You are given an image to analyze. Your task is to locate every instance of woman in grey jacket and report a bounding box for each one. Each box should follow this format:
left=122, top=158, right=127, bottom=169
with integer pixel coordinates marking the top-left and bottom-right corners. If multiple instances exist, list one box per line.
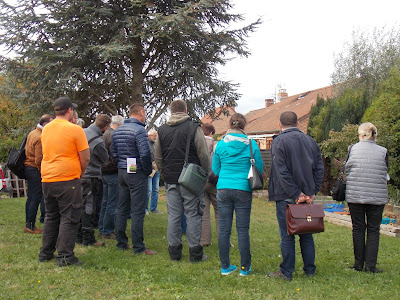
left=345, top=122, right=388, bottom=273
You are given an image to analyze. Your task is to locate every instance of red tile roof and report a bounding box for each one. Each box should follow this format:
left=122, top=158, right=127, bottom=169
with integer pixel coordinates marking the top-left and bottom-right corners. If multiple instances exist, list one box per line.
left=201, top=85, right=336, bottom=135
left=200, top=106, right=236, bottom=135
left=245, top=85, right=335, bottom=134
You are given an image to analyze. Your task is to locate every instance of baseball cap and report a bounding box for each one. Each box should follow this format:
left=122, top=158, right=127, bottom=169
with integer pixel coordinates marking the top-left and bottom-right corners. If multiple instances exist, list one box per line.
left=54, top=97, right=78, bottom=112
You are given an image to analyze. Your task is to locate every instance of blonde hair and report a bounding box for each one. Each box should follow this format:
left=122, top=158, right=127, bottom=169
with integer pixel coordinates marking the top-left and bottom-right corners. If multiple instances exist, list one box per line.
left=358, top=122, right=377, bottom=141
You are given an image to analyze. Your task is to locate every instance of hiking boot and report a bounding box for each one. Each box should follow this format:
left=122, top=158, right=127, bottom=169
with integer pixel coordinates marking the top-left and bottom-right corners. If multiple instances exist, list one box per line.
left=39, top=254, right=55, bottom=262
left=350, top=264, right=363, bottom=272
left=365, top=267, right=383, bottom=273
left=221, top=265, right=237, bottom=275
left=240, top=266, right=252, bottom=276
left=57, top=256, right=84, bottom=267
left=268, top=270, right=292, bottom=281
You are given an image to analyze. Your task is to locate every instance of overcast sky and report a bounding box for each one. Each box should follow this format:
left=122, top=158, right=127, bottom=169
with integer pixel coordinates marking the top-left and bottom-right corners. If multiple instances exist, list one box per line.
left=222, top=0, right=400, bottom=114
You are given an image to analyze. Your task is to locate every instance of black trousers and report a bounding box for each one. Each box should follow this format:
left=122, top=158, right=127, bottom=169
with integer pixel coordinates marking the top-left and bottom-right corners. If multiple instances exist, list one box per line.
left=39, top=179, right=82, bottom=261
left=77, top=178, right=102, bottom=245
left=348, top=203, right=385, bottom=270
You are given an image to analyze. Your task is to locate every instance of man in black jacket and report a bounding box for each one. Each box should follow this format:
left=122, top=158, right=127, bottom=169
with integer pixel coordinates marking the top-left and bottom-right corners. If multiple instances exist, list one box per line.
left=155, top=100, right=210, bottom=262
left=268, top=111, right=324, bottom=281
left=77, top=114, right=111, bottom=247
left=98, top=115, right=124, bottom=239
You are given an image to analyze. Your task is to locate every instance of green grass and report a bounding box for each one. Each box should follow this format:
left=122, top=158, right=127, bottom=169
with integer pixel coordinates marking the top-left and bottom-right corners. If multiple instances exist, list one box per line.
left=1, top=192, right=400, bottom=299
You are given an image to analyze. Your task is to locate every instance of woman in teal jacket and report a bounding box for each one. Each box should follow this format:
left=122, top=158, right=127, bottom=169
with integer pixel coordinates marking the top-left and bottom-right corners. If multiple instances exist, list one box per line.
left=212, top=113, right=263, bottom=276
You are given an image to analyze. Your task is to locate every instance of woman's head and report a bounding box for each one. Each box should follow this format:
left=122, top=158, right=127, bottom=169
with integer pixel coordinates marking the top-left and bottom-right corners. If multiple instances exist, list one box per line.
left=358, top=122, right=377, bottom=141
left=229, top=113, right=246, bottom=130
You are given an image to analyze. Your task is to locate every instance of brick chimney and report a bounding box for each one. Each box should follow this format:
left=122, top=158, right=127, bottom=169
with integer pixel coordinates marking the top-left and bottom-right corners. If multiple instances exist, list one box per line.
left=265, top=98, right=274, bottom=108
left=277, top=88, right=288, bottom=102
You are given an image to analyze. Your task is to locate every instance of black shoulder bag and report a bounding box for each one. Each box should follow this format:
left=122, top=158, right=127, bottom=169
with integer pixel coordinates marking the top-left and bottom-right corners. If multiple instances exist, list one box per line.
left=332, top=144, right=354, bottom=201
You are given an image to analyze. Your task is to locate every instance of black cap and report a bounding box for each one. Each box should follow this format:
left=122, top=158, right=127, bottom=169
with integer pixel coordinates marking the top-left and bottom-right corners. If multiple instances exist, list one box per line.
left=54, top=97, right=78, bottom=112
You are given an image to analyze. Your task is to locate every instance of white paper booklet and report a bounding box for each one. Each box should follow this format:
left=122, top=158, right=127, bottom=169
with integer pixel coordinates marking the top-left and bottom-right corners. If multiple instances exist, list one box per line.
left=127, top=157, right=137, bottom=173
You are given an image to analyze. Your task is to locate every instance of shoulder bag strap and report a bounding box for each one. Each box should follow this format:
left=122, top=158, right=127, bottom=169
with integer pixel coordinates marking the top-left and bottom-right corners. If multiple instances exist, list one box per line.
left=249, top=139, right=255, bottom=166
left=340, top=144, right=354, bottom=174
left=184, top=121, right=197, bottom=164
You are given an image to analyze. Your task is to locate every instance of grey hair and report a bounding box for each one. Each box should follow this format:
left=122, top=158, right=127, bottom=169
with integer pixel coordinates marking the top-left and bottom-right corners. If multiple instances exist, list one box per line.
left=111, top=115, right=124, bottom=126
left=76, top=118, right=85, bottom=127
left=148, top=129, right=157, bottom=135
left=358, top=122, right=377, bottom=141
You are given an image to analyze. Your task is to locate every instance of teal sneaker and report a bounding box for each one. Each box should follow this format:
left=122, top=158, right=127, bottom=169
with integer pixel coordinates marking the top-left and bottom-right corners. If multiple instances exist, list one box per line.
left=240, top=266, right=252, bottom=276
left=221, top=265, right=237, bottom=275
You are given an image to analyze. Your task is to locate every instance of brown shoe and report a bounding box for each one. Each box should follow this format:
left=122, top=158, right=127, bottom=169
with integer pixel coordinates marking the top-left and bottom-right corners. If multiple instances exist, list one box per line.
left=24, top=227, right=34, bottom=234
left=24, top=227, right=42, bottom=234
left=103, top=233, right=116, bottom=240
left=33, top=227, right=43, bottom=234
left=117, top=244, right=131, bottom=250
left=135, top=248, right=157, bottom=255
left=83, top=241, right=105, bottom=247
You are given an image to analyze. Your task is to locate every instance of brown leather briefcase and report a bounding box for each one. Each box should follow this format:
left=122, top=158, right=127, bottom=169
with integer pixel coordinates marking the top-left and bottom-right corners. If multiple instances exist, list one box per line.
left=286, top=204, right=325, bottom=235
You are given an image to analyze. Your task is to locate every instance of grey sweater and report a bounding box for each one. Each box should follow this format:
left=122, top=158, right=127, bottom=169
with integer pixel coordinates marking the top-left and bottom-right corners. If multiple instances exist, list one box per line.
left=345, top=140, right=388, bottom=205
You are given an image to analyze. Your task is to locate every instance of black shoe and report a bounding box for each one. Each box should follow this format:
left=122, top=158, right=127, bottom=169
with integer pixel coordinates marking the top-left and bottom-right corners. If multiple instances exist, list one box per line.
left=268, top=270, right=292, bottom=281
left=365, top=267, right=383, bottom=273
left=57, top=256, right=84, bottom=267
left=350, top=265, right=363, bottom=272
left=190, top=254, right=208, bottom=263
left=39, top=254, right=55, bottom=262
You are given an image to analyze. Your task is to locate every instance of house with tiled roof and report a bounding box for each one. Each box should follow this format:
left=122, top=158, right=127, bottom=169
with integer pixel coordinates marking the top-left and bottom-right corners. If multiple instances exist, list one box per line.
left=200, top=106, right=236, bottom=134
left=202, top=85, right=334, bottom=137
left=201, top=85, right=336, bottom=175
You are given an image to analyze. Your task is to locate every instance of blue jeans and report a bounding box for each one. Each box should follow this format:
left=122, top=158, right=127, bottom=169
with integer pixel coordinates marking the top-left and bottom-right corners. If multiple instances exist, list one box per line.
left=146, top=171, right=160, bottom=211
left=25, top=166, right=44, bottom=229
left=98, top=173, right=119, bottom=235
left=217, top=189, right=252, bottom=271
left=276, top=199, right=316, bottom=278
left=115, top=169, right=147, bottom=254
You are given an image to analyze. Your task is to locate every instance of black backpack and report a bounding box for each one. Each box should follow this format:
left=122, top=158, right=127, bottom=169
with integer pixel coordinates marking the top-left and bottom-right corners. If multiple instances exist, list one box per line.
left=6, top=137, right=27, bottom=179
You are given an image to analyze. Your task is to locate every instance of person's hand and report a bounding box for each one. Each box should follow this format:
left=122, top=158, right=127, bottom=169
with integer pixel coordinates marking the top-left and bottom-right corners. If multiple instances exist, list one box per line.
left=296, top=193, right=309, bottom=204
left=306, top=194, right=315, bottom=204
left=296, top=193, right=315, bottom=204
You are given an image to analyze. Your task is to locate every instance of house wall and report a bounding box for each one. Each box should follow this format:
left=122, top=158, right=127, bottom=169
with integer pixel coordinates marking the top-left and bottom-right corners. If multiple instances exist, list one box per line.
left=298, top=116, right=310, bottom=133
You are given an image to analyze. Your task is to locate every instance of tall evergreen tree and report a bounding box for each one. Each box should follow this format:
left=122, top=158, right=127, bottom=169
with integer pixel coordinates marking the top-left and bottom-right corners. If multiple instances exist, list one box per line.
left=363, top=66, right=400, bottom=197
left=0, top=0, right=260, bottom=127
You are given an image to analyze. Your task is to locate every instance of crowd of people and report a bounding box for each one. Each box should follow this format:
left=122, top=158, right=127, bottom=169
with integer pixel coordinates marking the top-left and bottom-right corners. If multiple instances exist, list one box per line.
left=22, top=96, right=388, bottom=278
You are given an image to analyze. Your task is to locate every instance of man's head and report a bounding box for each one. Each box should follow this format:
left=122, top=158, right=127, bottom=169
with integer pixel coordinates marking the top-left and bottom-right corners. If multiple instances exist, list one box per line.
left=54, top=97, right=77, bottom=119
left=148, top=129, right=157, bottom=142
left=279, top=111, right=298, bottom=129
left=129, top=103, right=146, bottom=123
left=39, top=114, right=53, bottom=127
left=202, top=123, right=215, bottom=136
left=111, top=115, right=124, bottom=129
left=170, top=100, right=187, bottom=114
left=95, top=114, right=112, bottom=133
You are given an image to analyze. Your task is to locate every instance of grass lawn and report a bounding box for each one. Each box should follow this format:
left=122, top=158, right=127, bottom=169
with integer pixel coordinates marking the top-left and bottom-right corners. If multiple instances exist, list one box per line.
left=1, top=192, right=399, bottom=299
